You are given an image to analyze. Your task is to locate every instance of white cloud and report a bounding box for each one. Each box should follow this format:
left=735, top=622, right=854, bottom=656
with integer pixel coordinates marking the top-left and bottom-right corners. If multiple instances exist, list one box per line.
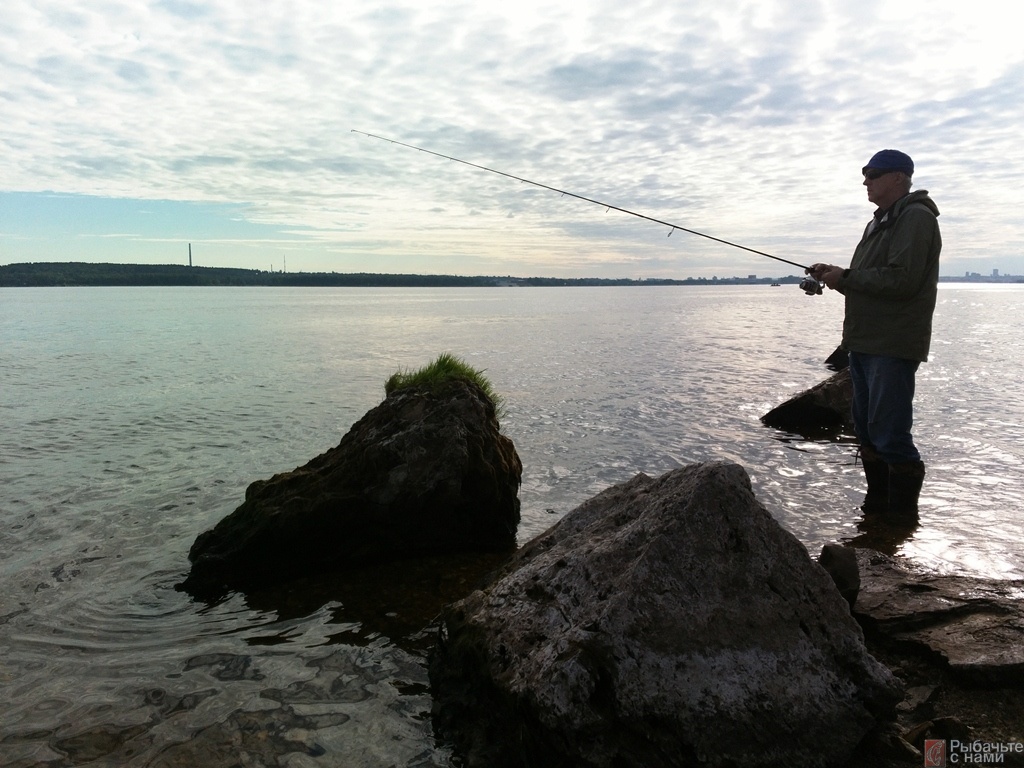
left=2, top=0, right=1023, bottom=276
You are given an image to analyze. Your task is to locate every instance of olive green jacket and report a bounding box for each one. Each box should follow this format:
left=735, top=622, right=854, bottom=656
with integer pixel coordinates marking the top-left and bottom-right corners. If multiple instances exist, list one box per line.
left=835, top=190, right=941, bottom=362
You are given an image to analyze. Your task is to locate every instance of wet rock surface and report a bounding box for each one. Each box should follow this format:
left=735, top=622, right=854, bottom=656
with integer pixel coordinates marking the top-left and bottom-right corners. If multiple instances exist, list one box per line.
left=812, top=546, right=1024, bottom=766
left=430, top=462, right=902, bottom=768
left=852, top=550, right=1024, bottom=686
left=179, top=380, right=521, bottom=598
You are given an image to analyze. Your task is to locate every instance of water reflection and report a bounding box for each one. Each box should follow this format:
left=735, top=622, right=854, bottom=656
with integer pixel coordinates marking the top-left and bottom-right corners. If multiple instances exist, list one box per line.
left=239, top=550, right=512, bottom=654
left=845, top=515, right=919, bottom=556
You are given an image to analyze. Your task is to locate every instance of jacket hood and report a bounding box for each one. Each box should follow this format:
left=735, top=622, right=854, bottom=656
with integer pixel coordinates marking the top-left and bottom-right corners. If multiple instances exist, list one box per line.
left=894, top=189, right=939, bottom=218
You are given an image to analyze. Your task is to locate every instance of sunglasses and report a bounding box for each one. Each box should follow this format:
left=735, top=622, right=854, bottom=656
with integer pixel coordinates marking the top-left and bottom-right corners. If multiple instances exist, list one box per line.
left=863, top=168, right=899, bottom=180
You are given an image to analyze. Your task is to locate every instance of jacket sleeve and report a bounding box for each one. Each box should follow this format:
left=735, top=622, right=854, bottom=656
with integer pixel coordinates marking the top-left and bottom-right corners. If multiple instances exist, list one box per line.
left=838, top=207, right=940, bottom=298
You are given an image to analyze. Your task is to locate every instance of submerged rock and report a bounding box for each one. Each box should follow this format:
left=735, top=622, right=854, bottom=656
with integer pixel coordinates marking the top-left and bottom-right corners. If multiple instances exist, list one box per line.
left=761, top=368, right=853, bottom=435
left=179, top=379, right=521, bottom=597
left=430, top=461, right=902, bottom=768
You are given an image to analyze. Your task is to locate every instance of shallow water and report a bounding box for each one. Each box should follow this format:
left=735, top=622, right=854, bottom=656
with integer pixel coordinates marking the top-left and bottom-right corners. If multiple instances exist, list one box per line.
left=2, top=284, right=1022, bottom=766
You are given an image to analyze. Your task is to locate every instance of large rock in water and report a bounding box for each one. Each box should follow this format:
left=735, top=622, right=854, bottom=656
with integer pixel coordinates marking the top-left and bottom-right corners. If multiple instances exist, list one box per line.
left=761, top=368, right=853, bottom=435
left=430, top=462, right=902, bottom=768
left=179, top=380, right=521, bottom=597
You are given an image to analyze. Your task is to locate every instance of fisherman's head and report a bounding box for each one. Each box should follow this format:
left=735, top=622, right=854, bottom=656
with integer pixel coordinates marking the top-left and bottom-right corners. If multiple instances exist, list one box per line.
left=862, top=149, right=913, bottom=207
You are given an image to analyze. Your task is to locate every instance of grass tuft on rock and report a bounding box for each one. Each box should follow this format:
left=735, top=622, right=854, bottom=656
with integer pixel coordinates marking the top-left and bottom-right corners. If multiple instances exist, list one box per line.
left=385, top=353, right=505, bottom=416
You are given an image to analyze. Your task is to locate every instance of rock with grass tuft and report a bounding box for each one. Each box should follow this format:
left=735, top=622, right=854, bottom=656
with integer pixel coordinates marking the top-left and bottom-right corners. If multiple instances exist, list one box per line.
left=179, top=357, right=521, bottom=598
left=386, top=352, right=504, bottom=414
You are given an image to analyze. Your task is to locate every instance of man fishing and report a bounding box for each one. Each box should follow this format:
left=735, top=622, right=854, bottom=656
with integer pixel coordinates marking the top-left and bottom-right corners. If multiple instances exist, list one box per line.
left=807, top=149, right=941, bottom=523
left=353, top=131, right=941, bottom=524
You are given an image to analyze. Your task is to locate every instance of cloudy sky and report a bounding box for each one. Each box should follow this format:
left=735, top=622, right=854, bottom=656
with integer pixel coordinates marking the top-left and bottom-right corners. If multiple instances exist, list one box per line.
left=2, top=0, right=1022, bottom=278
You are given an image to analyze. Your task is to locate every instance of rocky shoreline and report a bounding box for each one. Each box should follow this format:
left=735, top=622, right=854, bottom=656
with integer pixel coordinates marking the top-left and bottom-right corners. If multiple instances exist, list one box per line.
left=178, top=364, right=1023, bottom=766
left=846, top=549, right=1024, bottom=766
left=855, top=633, right=1024, bottom=767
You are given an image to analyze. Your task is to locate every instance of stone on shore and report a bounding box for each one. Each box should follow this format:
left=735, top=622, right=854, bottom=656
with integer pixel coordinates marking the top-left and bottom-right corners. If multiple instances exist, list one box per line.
left=429, top=461, right=902, bottom=768
left=179, top=379, right=521, bottom=597
left=761, top=368, right=853, bottom=435
left=819, top=543, right=861, bottom=608
left=852, top=549, right=1024, bottom=686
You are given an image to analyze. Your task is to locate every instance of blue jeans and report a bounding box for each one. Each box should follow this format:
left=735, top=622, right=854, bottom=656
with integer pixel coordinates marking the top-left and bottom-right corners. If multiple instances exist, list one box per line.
left=848, top=351, right=921, bottom=464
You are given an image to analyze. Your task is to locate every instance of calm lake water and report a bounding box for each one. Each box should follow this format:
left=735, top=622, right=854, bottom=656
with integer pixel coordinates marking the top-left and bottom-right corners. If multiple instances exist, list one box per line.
left=2, top=284, right=1022, bottom=766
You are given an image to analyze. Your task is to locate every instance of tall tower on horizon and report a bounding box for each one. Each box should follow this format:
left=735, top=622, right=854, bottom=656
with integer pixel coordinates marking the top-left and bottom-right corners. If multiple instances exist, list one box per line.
left=189, top=243, right=192, bottom=267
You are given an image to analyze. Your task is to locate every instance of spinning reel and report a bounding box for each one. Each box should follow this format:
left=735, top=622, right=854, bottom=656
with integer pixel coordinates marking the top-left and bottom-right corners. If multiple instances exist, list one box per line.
left=799, top=276, right=823, bottom=296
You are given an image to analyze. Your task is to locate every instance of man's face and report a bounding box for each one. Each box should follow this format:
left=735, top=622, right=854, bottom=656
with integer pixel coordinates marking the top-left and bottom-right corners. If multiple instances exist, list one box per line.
left=863, top=169, right=906, bottom=208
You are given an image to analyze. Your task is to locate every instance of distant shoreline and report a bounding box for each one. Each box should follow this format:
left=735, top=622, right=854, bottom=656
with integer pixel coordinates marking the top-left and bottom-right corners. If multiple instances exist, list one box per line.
left=1, top=261, right=1020, bottom=288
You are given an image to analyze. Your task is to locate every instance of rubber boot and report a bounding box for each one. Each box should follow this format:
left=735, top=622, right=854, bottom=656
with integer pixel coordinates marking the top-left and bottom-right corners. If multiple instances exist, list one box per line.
left=888, top=461, right=925, bottom=523
left=858, top=445, right=889, bottom=515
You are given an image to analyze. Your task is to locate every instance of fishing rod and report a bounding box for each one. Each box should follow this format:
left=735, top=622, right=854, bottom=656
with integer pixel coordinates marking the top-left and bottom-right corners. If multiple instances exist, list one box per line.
left=352, top=129, right=821, bottom=293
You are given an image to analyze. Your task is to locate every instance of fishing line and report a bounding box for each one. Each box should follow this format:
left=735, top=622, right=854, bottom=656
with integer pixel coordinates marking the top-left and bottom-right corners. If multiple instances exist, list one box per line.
left=352, top=129, right=816, bottom=278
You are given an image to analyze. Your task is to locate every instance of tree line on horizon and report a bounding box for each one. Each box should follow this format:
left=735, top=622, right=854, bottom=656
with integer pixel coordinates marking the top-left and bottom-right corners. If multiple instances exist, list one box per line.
left=0, top=262, right=807, bottom=288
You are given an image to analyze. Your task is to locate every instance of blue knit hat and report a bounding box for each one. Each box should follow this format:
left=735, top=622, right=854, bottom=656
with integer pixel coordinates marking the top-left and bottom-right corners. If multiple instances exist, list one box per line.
left=862, top=149, right=914, bottom=176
